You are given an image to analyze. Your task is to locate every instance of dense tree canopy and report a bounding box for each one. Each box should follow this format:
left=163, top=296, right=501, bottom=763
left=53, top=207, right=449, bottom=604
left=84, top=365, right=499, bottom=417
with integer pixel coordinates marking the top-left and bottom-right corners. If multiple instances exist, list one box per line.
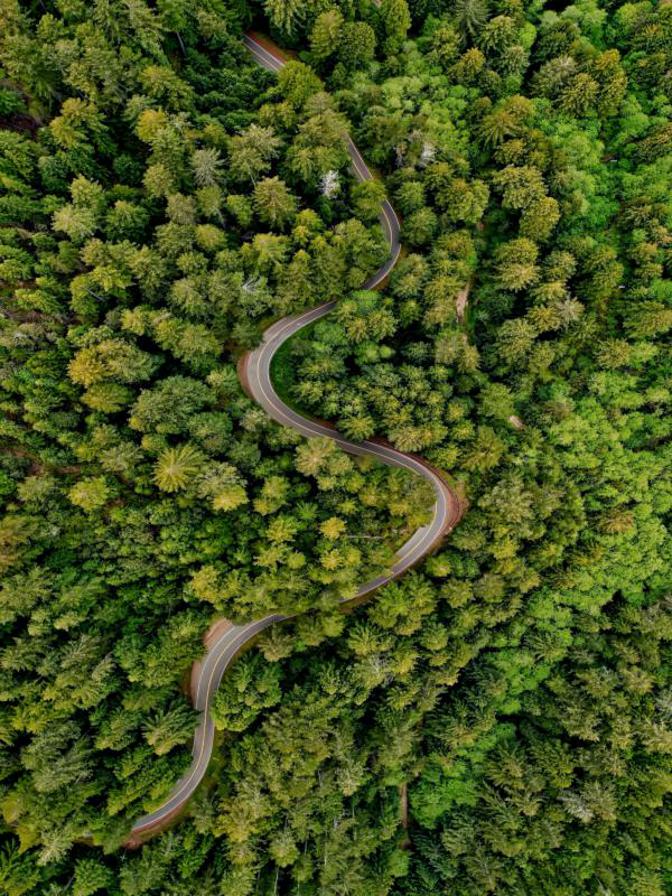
left=1, top=0, right=672, bottom=893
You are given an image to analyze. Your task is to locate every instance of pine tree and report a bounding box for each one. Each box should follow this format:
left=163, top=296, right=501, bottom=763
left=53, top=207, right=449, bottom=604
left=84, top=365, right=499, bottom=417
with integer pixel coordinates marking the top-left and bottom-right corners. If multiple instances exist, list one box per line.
left=73, top=859, right=115, bottom=896
left=310, top=8, right=344, bottom=61
left=153, top=443, right=204, bottom=492
left=380, top=0, right=411, bottom=54
left=253, top=177, right=297, bottom=230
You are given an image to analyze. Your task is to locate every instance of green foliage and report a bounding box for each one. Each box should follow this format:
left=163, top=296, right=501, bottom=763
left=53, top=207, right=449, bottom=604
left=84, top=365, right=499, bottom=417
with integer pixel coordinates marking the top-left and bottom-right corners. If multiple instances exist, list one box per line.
left=3, top=0, right=672, bottom=893
left=211, top=653, right=282, bottom=731
left=0, top=0, right=418, bottom=880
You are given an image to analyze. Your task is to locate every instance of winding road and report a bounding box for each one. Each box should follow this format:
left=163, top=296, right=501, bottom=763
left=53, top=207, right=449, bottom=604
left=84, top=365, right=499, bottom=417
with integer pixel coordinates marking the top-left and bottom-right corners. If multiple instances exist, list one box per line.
left=128, top=33, right=464, bottom=841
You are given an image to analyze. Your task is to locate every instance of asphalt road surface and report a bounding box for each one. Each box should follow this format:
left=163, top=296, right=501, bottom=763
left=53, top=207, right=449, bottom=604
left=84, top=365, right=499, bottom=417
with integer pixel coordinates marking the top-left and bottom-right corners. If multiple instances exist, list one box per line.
left=129, top=33, right=463, bottom=840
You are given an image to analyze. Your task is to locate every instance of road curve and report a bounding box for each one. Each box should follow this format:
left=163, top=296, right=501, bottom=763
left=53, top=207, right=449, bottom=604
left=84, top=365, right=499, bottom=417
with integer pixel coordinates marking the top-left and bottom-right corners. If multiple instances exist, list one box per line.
left=128, top=33, right=464, bottom=841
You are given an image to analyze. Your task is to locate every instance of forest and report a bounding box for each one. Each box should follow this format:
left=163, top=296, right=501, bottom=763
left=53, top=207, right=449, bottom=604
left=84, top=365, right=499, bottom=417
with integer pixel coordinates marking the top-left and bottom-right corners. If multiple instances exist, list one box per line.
left=1, top=0, right=672, bottom=892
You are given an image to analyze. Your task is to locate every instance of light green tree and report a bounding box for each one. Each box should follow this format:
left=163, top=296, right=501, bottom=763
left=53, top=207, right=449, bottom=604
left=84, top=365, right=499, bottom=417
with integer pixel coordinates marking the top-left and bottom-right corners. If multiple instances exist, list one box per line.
left=253, top=177, right=297, bottom=230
